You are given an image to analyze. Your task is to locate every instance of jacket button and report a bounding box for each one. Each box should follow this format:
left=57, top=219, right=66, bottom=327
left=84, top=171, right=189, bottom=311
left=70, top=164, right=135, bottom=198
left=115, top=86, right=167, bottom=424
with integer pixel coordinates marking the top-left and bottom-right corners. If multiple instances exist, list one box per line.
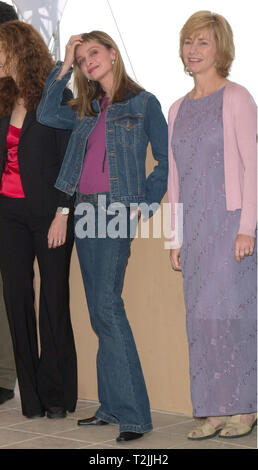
left=79, top=141, right=83, bottom=146
left=67, top=187, right=71, bottom=193
left=90, top=121, right=94, bottom=125
left=74, top=166, right=78, bottom=171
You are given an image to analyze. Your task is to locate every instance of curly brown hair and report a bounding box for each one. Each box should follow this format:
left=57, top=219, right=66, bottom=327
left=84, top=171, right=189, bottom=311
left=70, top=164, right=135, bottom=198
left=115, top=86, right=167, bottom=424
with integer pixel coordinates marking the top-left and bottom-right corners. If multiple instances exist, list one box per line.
left=0, top=20, right=54, bottom=116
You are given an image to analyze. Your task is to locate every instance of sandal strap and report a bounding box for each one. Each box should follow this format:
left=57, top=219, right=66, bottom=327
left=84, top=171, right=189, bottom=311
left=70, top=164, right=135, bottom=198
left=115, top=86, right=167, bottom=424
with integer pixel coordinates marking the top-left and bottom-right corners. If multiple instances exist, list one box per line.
left=220, top=413, right=257, bottom=437
left=188, top=420, right=224, bottom=439
left=220, top=423, right=251, bottom=436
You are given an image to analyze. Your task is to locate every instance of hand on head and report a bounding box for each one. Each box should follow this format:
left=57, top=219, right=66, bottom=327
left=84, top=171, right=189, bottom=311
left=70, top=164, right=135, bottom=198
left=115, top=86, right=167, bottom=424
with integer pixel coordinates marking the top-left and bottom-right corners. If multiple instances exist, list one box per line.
left=58, top=35, right=83, bottom=77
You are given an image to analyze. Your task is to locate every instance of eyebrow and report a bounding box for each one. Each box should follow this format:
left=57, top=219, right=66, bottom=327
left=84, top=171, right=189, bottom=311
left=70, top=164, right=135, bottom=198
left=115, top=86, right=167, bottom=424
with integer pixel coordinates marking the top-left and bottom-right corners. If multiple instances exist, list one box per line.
left=184, top=36, right=210, bottom=43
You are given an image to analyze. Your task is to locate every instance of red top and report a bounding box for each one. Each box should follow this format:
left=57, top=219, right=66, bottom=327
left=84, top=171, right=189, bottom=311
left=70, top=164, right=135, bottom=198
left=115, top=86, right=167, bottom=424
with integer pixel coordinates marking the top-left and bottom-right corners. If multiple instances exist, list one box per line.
left=0, top=124, right=25, bottom=198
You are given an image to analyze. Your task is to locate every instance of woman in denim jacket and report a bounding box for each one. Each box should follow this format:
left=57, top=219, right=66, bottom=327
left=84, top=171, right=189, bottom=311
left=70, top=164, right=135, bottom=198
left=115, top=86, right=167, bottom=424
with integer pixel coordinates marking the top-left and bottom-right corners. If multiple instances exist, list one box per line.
left=37, top=31, right=168, bottom=443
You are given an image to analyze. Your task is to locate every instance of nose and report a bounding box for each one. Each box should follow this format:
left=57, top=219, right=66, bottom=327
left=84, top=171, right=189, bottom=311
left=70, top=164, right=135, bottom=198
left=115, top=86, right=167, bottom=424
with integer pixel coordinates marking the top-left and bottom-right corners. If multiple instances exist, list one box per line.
left=86, top=58, right=95, bottom=73
left=189, top=42, right=199, bottom=55
left=188, top=44, right=195, bottom=55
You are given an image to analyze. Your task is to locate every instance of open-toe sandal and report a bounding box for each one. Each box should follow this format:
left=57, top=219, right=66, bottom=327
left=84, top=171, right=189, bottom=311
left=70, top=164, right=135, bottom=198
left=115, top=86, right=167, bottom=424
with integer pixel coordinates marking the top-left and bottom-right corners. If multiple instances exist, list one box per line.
left=219, top=414, right=257, bottom=439
left=187, top=419, right=227, bottom=441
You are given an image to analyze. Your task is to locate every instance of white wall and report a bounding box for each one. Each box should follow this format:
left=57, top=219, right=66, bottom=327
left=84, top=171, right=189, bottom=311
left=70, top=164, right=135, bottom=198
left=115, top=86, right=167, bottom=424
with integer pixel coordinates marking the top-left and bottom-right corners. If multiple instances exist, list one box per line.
left=59, top=0, right=258, bottom=117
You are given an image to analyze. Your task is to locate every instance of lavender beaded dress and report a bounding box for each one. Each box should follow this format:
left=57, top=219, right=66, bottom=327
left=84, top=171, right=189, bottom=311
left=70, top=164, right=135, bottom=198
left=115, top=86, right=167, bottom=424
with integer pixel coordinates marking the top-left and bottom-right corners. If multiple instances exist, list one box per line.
left=172, top=86, right=257, bottom=417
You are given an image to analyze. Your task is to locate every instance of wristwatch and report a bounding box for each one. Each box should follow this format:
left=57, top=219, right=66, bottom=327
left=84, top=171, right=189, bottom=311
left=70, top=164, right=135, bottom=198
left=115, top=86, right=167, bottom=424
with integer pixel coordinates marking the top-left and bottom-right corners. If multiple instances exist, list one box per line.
left=56, top=207, right=70, bottom=216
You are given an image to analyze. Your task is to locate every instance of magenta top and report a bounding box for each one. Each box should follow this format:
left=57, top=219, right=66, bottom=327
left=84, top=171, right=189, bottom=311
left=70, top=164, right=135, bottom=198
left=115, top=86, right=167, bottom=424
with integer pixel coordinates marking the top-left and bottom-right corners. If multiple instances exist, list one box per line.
left=0, top=124, right=25, bottom=198
left=78, top=96, right=110, bottom=194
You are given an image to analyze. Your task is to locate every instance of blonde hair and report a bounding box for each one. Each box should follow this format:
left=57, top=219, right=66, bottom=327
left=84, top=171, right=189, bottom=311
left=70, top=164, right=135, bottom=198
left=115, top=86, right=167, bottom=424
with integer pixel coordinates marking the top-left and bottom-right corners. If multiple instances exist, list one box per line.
left=69, top=30, right=143, bottom=118
left=180, top=10, right=235, bottom=78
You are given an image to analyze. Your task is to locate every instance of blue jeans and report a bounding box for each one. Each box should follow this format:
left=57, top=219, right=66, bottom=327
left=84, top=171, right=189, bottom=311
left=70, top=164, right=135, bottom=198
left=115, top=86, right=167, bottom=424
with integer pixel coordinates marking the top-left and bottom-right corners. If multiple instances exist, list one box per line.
left=74, top=192, right=152, bottom=433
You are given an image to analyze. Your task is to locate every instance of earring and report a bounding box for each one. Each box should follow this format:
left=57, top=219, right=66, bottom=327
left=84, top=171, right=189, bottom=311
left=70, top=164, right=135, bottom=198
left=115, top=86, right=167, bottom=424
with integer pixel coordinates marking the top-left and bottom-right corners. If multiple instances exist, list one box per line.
left=112, top=60, right=115, bottom=65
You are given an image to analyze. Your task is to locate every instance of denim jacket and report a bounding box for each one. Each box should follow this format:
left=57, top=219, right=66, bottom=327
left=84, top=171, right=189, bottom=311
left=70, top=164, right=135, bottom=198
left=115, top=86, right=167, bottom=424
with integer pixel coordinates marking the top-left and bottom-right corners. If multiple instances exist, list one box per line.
left=36, top=62, right=168, bottom=209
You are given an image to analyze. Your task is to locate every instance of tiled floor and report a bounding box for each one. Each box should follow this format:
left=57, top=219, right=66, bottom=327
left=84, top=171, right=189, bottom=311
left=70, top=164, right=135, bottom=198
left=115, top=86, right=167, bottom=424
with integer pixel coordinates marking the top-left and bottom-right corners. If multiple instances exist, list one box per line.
left=0, top=394, right=256, bottom=449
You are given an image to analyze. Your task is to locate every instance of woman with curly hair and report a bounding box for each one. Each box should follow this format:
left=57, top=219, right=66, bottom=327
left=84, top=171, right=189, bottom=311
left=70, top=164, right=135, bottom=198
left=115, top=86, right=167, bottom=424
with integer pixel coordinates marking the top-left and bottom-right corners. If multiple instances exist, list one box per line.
left=0, top=20, right=77, bottom=419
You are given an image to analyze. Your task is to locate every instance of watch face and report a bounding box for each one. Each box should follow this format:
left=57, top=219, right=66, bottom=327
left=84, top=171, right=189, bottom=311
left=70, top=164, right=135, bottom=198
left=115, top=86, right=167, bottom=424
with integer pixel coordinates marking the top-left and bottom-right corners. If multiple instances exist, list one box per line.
left=62, top=208, right=69, bottom=215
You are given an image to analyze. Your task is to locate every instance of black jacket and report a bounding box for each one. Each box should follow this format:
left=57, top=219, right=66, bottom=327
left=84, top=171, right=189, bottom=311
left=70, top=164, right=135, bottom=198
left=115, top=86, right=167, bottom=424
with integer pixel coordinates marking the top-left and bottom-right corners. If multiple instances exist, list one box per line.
left=0, top=110, right=73, bottom=216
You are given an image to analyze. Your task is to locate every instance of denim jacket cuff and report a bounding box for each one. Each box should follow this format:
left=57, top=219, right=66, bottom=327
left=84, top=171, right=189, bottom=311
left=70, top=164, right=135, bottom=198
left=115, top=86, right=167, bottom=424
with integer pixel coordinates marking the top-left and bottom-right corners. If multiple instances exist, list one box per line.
left=52, top=61, right=73, bottom=82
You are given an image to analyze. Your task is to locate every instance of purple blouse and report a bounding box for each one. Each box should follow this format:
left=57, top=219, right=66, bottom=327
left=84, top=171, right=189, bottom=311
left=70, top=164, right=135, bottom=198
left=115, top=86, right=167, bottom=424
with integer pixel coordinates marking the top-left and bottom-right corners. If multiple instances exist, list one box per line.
left=78, top=96, right=110, bottom=194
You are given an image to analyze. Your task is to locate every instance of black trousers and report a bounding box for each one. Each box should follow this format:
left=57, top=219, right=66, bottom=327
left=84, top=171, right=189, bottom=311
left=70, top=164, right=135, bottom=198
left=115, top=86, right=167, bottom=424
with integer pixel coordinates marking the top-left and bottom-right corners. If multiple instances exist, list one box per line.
left=0, top=195, right=77, bottom=416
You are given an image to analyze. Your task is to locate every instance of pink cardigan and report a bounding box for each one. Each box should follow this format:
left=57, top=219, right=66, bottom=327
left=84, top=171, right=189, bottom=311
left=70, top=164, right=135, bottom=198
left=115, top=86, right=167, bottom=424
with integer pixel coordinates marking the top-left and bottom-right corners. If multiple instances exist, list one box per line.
left=168, top=81, right=257, bottom=240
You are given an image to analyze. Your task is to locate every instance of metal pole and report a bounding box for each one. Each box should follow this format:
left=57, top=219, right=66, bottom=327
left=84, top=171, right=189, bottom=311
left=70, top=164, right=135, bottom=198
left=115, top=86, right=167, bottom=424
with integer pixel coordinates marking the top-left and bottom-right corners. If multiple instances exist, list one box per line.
left=52, top=20, right=61, bottom=61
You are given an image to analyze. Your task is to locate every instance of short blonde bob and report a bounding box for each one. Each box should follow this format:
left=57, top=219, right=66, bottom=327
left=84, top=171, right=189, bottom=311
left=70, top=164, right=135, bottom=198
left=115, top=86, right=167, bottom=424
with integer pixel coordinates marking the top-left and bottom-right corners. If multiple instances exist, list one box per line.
left=180, top=10, right=235, bottom=78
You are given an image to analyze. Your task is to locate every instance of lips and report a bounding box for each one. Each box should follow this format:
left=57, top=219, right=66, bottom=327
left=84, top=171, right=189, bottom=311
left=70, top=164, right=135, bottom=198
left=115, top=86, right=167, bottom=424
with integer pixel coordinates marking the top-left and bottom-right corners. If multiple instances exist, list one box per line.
left=88, top=65, right=99, bottom=74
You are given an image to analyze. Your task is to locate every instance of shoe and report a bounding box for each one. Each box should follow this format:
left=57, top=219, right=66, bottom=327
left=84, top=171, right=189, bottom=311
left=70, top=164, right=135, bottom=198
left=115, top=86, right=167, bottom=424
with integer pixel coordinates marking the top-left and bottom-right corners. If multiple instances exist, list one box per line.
left=67, top=406, right=76, bottom=413
left=46, top=407, right=67, bottom=419
left=116, top=431, right=144, bottom=442
left=0, top=387, right=15, bottom=405
left=219, top=414, right=257, bottom=439
left=24, top=411, right=45, bottom=419
left=187, top=418, right=227, bottom=440
left=77, top=416, right=109, bottom=426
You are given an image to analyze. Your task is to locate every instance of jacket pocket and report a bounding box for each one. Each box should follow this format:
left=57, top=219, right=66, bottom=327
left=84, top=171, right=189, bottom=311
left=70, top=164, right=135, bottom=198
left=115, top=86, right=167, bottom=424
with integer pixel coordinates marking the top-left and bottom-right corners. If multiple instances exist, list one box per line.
left=114, top=114, right=143, bottom=148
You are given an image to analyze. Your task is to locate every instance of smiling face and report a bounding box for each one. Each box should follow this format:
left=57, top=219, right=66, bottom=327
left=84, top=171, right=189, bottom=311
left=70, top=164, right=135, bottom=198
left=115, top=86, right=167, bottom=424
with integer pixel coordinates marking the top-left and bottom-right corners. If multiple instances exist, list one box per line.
left=182, top=28, right=218, bottom=77
left=75, top=39, right=116, bottom=84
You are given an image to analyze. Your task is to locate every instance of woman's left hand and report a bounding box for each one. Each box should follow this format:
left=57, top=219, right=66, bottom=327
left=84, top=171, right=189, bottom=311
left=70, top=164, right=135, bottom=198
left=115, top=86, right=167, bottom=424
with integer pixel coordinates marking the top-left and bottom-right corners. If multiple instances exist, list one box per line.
left=48, top=212, right=68, bottom=249
left=234, top=233, right=255, bottom=262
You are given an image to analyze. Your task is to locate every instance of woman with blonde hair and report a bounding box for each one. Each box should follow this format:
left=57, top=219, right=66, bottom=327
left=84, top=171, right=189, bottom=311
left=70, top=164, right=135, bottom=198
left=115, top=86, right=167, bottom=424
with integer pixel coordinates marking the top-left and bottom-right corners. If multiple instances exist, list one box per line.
left=37, top=30, right=168, bottom=442
left=0, top=20, right=77, bottom=419
left=168, top=11, right=257, bottom=440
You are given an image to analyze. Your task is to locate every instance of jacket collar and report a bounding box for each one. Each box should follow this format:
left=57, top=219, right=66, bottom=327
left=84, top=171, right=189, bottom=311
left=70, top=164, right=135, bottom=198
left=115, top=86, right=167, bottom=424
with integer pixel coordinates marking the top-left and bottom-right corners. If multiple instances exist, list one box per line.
left=0, top=111, right=36, bottom=167
left=20, top=111, right=36, bottom=140
left=92, top=89, right=143, bottom=113
left=0, top=115, right=10, bottom=159
left=0, top=110, right=36, bottom=140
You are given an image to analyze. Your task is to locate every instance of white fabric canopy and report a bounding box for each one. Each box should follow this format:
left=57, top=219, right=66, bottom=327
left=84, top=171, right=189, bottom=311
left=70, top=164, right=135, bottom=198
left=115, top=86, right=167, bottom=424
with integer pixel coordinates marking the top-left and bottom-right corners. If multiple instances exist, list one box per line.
left=12, top=0, right=68, bottom=45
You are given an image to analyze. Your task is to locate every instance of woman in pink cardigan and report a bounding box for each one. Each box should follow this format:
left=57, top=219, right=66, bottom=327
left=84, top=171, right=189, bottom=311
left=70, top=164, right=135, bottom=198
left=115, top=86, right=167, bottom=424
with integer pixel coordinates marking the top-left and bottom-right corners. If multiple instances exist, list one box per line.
left=168, top=11, right=257, bottom=440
